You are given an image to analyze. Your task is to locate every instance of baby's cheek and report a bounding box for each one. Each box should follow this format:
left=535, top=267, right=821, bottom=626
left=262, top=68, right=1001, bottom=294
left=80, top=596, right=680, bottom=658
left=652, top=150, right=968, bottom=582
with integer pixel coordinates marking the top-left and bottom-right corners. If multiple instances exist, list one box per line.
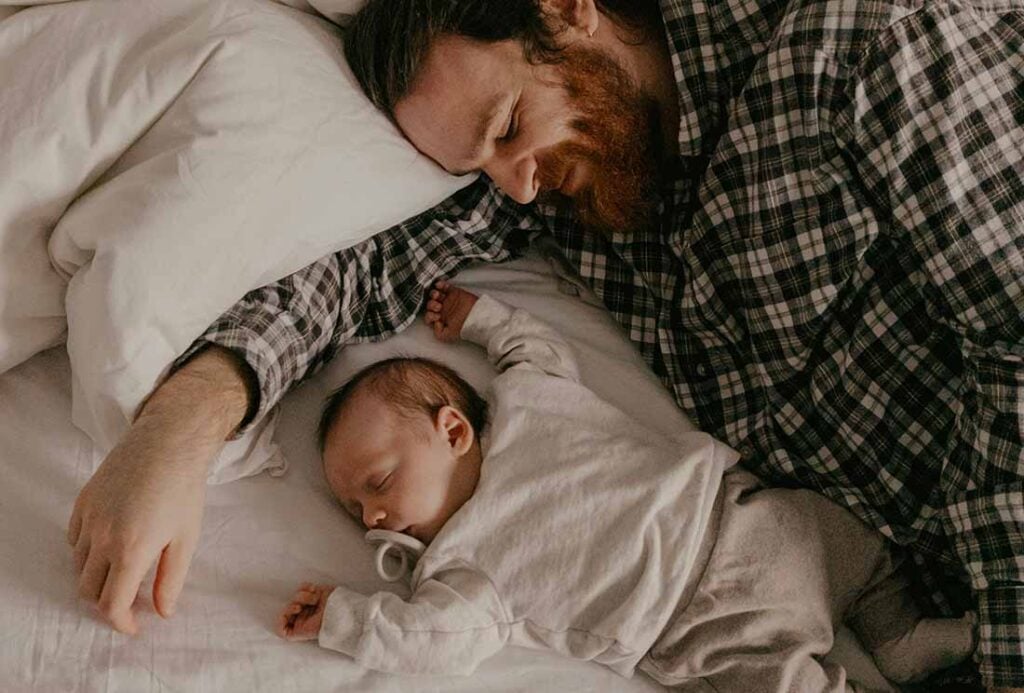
left=332, top=495, right=360, bottom=523
left=397, top=489, right=430, bottom=524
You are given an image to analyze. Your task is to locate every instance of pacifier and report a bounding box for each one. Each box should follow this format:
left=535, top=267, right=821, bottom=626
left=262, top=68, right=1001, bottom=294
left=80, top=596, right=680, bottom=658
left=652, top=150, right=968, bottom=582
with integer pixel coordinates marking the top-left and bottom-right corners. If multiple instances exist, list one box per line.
left=364, top=529, right=427, bottom=582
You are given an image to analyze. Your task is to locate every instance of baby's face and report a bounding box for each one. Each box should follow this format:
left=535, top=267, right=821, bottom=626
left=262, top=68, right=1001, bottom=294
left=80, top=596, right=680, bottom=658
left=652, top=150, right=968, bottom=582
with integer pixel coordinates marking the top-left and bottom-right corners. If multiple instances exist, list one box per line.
left=322, top=393, right=480, bottom=543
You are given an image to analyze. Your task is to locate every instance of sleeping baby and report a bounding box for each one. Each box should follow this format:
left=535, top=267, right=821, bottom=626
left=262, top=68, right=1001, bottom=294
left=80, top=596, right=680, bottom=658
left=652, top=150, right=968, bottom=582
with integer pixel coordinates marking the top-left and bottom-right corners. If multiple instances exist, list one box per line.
left=277, top=280, right=975, bottom=692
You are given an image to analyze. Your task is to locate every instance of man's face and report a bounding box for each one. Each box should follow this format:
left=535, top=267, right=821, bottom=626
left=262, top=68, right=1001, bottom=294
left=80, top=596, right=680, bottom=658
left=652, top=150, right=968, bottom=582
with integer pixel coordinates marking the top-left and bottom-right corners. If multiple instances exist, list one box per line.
left=394, top=35, right=662, bottom=236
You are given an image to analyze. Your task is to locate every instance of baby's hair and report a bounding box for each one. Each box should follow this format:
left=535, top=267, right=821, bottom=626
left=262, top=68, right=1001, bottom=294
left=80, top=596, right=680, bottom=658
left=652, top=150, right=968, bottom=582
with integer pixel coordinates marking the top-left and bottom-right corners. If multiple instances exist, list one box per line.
left=317, top=357, right=489, bottom=454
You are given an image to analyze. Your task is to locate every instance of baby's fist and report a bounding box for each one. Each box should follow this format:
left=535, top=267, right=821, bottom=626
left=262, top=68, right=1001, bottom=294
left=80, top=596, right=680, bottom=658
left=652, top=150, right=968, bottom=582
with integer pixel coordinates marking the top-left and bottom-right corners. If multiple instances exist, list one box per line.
left=277, top=582, right=335, bottom=641
left=424, top=280, right=479, bottom=342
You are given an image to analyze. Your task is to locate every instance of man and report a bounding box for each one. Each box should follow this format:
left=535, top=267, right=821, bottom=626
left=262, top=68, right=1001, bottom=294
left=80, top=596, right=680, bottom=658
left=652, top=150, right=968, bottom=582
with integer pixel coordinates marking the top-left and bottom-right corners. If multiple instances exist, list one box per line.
left=69, top=0, right=1024, bottom=687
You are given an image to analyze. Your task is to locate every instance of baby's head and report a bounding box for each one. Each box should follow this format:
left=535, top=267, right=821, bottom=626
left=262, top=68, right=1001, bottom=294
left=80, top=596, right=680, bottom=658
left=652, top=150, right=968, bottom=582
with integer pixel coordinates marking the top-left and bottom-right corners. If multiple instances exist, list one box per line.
left=317, top=357, right=488, bottom=543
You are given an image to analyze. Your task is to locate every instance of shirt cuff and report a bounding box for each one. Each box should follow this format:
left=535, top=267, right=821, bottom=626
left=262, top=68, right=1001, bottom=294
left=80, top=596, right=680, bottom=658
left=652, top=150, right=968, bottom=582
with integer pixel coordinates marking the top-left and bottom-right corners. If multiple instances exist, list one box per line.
left=977, top=586, right=1024, bottom=687
left=172, top=329, right=278, bottom=437
left=318, top=585, right=368, bottom=656
left=460, top=293, right=513, bottom=346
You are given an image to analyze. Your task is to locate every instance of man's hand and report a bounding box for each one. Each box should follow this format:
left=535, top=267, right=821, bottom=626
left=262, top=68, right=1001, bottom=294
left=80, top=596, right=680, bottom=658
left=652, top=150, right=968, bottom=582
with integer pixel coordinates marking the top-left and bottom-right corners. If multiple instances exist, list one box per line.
left=424, top=279, right=478, bottom=342
left=67, top=346, right=251, bottom=634
left=278, top=582, right=335, bottom=641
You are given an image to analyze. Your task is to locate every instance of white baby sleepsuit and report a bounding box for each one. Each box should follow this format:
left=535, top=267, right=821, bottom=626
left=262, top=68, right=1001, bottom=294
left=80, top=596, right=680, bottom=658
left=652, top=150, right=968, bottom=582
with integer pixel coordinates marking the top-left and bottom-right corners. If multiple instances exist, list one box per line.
left=319, top=295, right=920, bottom=692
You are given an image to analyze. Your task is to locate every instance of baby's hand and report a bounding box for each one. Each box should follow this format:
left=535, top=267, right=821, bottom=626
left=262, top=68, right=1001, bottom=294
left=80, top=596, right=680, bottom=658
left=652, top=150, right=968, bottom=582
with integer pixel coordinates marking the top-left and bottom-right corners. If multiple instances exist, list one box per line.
left=424, top=280, right=478, bottom=342
left=277, top=582, right=335, bottom=641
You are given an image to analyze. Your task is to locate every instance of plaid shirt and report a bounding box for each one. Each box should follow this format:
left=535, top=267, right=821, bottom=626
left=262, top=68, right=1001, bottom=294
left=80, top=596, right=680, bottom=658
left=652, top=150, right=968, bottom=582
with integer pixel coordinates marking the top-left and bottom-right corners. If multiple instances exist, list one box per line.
left=184, top=0, right=1024, bottom=683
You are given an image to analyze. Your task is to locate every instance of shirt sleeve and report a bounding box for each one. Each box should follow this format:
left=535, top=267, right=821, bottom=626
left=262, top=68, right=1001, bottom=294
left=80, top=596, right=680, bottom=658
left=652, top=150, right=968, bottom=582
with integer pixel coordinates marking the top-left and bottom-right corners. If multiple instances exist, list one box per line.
left=318, top=568, right=509, bottom=676
left=460, top=294, right=581, bottom=382
left=174, top=178, right=545, bottom=433
left=840, top=3, right=1024, bottom=684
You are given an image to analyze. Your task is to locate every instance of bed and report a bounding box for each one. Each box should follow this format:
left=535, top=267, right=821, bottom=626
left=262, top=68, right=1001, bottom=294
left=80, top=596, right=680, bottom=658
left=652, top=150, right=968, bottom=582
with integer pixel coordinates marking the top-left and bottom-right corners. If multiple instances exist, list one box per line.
left=0, top=1, right=895, bottom=690
left=0, top=253, right=896, bottom=691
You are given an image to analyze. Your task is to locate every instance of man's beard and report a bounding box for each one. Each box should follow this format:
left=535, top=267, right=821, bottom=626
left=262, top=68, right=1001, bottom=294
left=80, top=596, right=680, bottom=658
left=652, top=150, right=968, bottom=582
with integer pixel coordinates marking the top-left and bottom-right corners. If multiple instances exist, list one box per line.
left=536, top=45, right=663, bottom=237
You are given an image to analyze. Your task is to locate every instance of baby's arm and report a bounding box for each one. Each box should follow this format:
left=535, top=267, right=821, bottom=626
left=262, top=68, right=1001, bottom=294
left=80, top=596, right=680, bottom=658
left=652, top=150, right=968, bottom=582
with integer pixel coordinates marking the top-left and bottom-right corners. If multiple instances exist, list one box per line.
left=279, top=568, right=508, bottom=676
left=278, top=582, right=334, bottom=641
left=425, top=280, right=580, bottom=381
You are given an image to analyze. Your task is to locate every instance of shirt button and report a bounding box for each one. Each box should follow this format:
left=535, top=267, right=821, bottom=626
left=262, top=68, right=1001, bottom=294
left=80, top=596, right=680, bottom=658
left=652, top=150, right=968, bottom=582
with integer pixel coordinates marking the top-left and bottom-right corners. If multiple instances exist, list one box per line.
left=695, top=363, right=709, bottom=378
left=738, top=444, right=754, bottom=459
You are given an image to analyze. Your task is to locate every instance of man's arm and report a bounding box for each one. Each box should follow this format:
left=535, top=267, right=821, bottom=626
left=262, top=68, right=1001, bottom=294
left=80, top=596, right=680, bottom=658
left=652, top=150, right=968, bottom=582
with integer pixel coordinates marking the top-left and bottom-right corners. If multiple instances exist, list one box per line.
left=841, top=3, right=1024, bottom=685
left=68, top=247, right=361, bottom=634
left=69, top=178, right=543, bottom=632
left=67, top=345, right=250, bottom=633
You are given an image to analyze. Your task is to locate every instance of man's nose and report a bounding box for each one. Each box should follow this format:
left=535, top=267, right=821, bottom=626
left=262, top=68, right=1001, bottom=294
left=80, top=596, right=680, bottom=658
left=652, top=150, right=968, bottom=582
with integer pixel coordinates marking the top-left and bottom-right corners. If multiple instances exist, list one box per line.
left=485, top=151, right=538, bottom=205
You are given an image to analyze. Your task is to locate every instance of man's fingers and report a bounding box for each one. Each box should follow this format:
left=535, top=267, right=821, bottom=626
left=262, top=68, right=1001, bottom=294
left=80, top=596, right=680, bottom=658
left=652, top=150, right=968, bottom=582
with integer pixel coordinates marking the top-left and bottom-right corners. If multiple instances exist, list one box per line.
left=152, top=536, right=196, bottom=619
left=67, top=501, right=83, bottom=546
left=73, top=538, right=91, bottom=573
left=98, top=554, right=152, bottom=635
left=78, top=550, right=110, bottom=603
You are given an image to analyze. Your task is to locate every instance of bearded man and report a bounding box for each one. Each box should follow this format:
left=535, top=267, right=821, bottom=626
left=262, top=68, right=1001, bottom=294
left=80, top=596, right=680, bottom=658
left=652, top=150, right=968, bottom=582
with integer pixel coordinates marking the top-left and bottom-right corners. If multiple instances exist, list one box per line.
left=69, top=0, right=1023, bottom=688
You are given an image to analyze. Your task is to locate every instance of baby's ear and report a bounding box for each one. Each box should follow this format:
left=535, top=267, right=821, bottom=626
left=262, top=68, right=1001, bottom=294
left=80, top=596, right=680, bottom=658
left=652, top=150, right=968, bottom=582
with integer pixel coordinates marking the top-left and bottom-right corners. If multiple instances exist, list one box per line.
left=436, top=405, right=475, bottom=456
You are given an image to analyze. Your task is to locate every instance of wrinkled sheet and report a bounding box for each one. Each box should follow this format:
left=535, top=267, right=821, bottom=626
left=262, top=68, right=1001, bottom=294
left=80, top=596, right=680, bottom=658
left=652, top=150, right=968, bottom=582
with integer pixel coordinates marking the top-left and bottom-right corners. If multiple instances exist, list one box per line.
left=0, top=257, right=894, bottom=691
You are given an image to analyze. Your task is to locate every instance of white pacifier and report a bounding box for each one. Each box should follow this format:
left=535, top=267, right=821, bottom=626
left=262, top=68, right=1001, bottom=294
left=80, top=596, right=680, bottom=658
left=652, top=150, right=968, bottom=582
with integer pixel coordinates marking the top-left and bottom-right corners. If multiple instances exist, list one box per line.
left=364, top=529, right=427, bottom=582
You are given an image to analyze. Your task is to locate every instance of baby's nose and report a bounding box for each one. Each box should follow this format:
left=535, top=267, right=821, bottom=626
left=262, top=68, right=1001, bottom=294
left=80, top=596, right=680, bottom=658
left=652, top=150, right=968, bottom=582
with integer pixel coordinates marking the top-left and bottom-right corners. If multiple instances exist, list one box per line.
left=363, top=507, right=386, bottom=529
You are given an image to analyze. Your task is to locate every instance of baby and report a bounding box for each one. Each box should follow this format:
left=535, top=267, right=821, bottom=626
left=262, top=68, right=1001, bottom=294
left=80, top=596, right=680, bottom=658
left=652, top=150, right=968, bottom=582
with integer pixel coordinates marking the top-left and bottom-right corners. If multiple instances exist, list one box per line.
left=278, top=280, right=976, bottom=692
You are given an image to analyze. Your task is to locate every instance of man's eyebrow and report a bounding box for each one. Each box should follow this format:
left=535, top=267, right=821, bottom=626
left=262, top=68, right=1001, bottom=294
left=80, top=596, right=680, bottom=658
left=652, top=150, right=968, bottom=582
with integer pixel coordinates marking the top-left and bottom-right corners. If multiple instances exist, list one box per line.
left=450, top=93, right=509, bottom=176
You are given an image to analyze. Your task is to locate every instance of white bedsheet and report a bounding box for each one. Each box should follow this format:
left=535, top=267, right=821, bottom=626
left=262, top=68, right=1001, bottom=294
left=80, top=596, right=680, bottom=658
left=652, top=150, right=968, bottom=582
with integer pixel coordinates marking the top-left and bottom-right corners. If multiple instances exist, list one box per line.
left=0, top=256, right=894, bottom=691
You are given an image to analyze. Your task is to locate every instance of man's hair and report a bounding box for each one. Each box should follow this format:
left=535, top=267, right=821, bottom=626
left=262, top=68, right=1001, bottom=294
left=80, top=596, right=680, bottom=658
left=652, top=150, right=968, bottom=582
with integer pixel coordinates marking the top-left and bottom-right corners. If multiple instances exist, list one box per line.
left=317, top=357, right=489, bottom=453
left=344, top=0, right=660, bottom=118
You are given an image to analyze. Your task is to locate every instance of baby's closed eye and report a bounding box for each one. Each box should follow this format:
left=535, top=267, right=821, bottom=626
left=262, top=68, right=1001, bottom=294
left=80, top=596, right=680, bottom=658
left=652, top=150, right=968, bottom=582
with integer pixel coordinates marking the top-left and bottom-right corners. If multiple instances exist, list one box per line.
left=374, top=473, right=393, bottom=492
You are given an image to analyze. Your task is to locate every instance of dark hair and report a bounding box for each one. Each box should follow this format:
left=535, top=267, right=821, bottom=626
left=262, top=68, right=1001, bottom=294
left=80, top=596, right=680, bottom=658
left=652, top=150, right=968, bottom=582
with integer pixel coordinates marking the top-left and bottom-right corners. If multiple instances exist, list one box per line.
left=317, top=357, right=489, bottom=453
left=344, top=0, right=660, bottom=118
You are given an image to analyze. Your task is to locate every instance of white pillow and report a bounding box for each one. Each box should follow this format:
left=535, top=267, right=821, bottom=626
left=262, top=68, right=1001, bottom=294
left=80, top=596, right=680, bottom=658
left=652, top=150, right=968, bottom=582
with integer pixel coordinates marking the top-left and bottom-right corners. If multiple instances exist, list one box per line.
left=0, top=0, right=471, bottom=481
left=270, top=0, right=363, bottom=24
left=306, top=0, right=364, bottom=24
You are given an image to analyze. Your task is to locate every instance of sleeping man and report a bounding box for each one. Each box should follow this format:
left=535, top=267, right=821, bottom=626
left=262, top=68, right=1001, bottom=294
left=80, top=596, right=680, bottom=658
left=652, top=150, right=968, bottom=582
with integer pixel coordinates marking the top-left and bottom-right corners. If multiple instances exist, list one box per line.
left=278, top=280, right=976, bottom=691
left=68, top=0, right=1024, bottom=687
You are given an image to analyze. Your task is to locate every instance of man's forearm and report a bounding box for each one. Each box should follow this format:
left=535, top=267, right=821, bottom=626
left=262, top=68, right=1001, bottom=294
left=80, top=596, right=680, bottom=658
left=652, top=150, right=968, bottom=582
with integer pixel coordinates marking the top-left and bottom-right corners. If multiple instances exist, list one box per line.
left=68, top=345, right=255, bottom=632
left=132, top=345, right=253, bottom=469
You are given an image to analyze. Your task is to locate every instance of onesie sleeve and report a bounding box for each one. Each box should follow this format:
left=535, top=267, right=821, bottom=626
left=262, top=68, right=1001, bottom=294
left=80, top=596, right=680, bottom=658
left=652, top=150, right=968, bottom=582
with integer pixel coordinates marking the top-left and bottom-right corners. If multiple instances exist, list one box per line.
left=460, top=294, right=580, bottom=382
left=318, top=566, right=509, bottom=675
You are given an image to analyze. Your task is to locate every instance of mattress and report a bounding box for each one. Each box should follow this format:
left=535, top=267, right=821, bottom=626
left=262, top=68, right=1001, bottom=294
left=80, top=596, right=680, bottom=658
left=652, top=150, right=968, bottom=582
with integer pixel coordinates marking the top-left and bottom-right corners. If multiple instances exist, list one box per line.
left=0, top=254, right=895, bottom=691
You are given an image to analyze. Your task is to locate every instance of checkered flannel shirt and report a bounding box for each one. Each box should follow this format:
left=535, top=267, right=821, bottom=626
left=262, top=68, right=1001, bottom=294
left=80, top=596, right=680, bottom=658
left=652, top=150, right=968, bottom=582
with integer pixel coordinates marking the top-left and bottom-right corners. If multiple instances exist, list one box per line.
left=181, top=0, right=1024, bottom=683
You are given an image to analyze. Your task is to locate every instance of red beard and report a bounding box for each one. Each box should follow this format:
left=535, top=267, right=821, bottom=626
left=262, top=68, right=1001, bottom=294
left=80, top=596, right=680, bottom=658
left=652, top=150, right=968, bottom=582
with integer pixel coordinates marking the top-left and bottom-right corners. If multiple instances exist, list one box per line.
left=536, top=45, right=663, bottom=237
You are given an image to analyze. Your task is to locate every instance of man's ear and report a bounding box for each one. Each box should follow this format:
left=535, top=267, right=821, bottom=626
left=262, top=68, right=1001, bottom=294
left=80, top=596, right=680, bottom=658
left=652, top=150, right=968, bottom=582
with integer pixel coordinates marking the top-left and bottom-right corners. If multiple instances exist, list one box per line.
left=436, top=405, right=475, bottom=457
left=540, top=0, right=600, bottom=39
